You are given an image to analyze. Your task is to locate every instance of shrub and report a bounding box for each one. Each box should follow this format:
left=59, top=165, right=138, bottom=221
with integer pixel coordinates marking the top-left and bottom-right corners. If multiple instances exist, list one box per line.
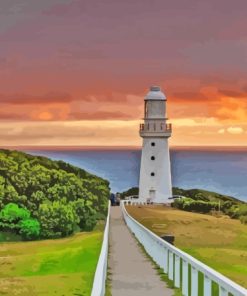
left=19, top=218, right=40, bottom=240
left=225, top=205, right=241, bottom=218
left=173, top=198, right=218, bottom=214
left=0, top=203, right=30, bottom=231
left=240, top=215, right=247, bottom=225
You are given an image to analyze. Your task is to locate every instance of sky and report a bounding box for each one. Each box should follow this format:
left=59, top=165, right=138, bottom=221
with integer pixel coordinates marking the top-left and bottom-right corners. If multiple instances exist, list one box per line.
left=0, top=0, right=247, bottom=147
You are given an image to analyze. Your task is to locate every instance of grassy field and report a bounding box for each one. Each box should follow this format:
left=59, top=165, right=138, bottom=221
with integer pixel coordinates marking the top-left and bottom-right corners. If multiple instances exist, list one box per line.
left=126, top=205, right=247, bottom=289
left=0, top=229, right=103, bottom=296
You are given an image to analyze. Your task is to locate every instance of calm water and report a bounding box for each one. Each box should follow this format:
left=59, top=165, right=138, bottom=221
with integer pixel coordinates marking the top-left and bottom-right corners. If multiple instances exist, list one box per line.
left=24, top=148, right=247, bottom=202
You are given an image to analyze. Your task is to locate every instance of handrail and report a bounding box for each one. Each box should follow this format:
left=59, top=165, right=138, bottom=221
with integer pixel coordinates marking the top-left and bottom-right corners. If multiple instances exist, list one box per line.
left=91, top=201, right=111, bottom=296
left=139, top=122, right=172, bottom=132
left=121, top=201, right=247, bottom=296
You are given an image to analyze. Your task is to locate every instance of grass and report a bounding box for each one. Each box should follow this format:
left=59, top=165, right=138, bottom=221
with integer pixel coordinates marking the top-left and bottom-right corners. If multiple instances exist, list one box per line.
left=126, top=205, right=247, bottom=289
left=0, top=229, right=103, bottom=296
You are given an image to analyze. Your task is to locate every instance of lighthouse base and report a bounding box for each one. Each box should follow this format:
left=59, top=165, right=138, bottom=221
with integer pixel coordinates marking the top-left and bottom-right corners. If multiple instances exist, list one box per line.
left=138, top=138, right=172, bottom=204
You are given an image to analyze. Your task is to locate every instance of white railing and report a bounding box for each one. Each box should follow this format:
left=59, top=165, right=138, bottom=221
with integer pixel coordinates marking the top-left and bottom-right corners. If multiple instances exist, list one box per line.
left=121, top=201, right=247, bottom=296
left=91, top=201, right=110, bottom=296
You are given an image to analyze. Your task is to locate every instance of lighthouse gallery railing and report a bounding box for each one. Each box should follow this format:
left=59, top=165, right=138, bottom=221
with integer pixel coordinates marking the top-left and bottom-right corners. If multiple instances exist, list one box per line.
left=121, top=201, right=247, bottom=296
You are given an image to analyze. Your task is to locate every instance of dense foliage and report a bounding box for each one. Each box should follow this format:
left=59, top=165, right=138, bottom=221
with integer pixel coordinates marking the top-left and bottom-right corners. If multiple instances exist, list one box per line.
left=172, top=198, right=219, bottom=213
left=120, top=187, right=139, bottom=199
left=0, top=149, right=110, bottom=240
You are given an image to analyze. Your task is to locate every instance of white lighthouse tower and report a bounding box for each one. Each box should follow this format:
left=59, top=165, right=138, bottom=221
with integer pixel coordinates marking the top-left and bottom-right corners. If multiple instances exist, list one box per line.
left=138, top=86, right=172, bottom=204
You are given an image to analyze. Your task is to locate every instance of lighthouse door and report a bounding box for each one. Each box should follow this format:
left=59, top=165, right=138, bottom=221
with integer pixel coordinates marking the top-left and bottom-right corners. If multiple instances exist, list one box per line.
left=149, top=189, right=156, bottom=202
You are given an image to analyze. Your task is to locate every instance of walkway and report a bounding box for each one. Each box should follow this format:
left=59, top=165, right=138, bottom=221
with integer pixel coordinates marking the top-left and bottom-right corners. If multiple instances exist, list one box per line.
left=108, top=206, right=173, bottom=296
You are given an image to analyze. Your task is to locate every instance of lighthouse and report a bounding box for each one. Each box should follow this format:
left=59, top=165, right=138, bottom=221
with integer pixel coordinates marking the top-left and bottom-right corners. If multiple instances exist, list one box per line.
left=138, top=86, right=172, bottom=204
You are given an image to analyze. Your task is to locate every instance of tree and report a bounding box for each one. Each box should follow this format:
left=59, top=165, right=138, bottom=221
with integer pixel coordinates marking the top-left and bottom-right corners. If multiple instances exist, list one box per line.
left=0, top=203, right=30, bottom=232
left=38, top=201, right=79, bottom=238
left=73, top=199, right=97, bottom=231
left=0, top=203, right=30, bottom=222
left=19, top=218, right=40, bottom=240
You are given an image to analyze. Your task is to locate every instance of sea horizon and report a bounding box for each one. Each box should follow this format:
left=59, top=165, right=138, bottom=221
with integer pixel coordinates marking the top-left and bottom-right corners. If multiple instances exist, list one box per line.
left=2, top=145, right=247, bottom=151
left=5, top=147, right=245, bottom=202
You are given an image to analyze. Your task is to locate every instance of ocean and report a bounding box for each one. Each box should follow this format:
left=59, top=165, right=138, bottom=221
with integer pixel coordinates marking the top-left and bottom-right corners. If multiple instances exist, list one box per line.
left=24, top=148, right=247, bottom=202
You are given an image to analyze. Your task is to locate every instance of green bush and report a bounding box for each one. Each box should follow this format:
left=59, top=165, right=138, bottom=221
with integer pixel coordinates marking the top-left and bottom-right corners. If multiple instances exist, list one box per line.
left=0, top=203, right=30, bottom=231
left=238, top=204, right=247, bottom=216
left=225, top=205, right=241, bottom=218
left=173, top=198, right=218, bottom=214
left=0, top=203, right=40, bottom=240
left=19, top=218, right=40, bottom=240
left=240, top=215, right=247, bottom=225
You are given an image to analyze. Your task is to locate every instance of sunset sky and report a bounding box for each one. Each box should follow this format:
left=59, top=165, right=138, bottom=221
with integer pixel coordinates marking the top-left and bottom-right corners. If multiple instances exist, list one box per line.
left=0, top=0, right=247, bottom=146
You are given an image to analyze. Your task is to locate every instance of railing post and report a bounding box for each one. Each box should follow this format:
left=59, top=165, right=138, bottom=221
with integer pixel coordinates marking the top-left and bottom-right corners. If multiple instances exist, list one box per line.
left=157, top=242, right=164, bottom=268
left=191, top=266, right=198, bottom=296
left=154, top=241, right=160, bottom=264
left=160, top=247, right=168, bottom=273
left=150, top=238, right=156, bottom=261
left=182, top=260, right=189, bottom=296
left=204, top=275, right=212, bottom=296
left=174, top=255, right=180, bottom=288
left=219, top=286, right=228, bottom=296
left=168, top=251, right=174, bottom=280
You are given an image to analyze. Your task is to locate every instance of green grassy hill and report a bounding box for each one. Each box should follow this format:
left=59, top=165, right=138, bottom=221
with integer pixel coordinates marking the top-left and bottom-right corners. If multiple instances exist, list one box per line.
left=120, top=186, right=245, bottom=204
left=121, top=187, right=247, bottom=223
left=172, top=187, right=243, bottom=204
left=127, top=205, right=247, bottom=289
left=0, top=228, right=103, bottom=296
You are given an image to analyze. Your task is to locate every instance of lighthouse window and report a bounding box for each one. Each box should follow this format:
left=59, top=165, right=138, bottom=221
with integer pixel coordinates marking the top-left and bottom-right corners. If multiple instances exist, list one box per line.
left=151, top=142, right=155, bottom=146
left=151, top=172, right=155, bottom=176
left=151, top=156, right=155, bottom=160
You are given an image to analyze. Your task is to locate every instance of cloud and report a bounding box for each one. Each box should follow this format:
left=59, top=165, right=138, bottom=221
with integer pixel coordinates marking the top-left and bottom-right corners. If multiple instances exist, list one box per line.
left=0, top=120, right=140, bottom=146
left=218, top=89, right=247, bottom=98
left=69, top=111, right=131, bottom=120
left=226, top=126, right=244, bottom=134
left=215, top=97, right=247, bottom=121
left=0, top=92, right=72, bottom=105
left=0, top=120, right=247, bottom=147
left=0, top=111, right=27, bottom=120
left=218, top=128, right=225, bottom=134
left=171, top=92, right=209, bottom=102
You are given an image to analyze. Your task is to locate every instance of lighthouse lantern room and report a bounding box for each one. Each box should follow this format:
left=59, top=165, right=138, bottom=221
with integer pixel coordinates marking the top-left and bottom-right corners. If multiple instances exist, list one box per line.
left=138, top=86, right=172, bottom=204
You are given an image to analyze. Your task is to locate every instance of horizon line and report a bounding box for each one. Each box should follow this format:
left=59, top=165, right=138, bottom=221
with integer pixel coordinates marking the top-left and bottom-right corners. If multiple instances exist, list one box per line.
left=1, top=145, right=247, bottom=151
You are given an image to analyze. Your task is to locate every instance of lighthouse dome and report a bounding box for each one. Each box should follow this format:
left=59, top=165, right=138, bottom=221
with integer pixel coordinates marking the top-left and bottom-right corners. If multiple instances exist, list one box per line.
left=145, top=86, right=166, bottom=101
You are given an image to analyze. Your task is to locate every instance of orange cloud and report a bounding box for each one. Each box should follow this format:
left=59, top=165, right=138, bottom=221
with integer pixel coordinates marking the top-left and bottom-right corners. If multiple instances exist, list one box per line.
left=37, top=111, right=53, bottom=121
left=0, top=119, right=247, bottom=147
left=0, top=92, right=72, bottom=105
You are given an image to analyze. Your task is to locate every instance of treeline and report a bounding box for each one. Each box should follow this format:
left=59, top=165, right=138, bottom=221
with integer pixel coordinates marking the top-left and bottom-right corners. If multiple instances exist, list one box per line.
left=0, top=149, right=110, bottom=240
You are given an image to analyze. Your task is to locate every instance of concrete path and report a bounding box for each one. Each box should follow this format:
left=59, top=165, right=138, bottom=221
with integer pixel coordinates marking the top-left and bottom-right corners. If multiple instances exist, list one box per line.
left=108, top=206, right=173, bottom=296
